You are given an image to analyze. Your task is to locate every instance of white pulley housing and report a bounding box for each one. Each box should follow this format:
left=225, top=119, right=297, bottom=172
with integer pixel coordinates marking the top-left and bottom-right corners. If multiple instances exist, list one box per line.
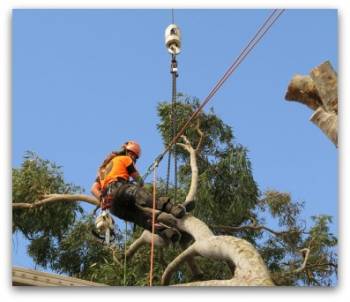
left=165, top=24, right=181, bottom=55
left=95, top=210, right=113, bottom=233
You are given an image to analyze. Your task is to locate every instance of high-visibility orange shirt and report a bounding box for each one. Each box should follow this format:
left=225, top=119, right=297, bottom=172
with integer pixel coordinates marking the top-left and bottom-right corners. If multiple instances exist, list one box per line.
left=99, top=155, right=136, bottom=189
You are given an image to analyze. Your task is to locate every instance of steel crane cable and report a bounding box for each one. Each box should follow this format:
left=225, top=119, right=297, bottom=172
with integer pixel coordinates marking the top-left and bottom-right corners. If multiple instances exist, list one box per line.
left=165, top=54, right=179, bottom=200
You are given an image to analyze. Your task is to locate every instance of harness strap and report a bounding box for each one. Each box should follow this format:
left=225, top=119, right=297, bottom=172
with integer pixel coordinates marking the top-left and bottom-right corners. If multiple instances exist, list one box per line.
left=100, top=179, right=128, bottom=210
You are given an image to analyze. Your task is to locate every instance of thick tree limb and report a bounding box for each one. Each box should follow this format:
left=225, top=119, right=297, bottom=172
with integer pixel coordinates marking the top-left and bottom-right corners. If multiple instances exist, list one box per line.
left=13, top=194, right=99, bottom=209
left=177, top=135, right=198, bottom=204
left=195, top=120, right=205, bottom=152
left=162, top=228, right=274, bottom=286
left=125, top=230, right=166, bottom=260
left=161, top=243, right=199, bottom=285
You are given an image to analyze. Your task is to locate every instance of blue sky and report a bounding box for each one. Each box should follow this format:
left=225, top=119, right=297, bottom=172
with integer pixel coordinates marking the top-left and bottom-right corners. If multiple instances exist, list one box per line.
left=12, top=9, right=338, bottom=269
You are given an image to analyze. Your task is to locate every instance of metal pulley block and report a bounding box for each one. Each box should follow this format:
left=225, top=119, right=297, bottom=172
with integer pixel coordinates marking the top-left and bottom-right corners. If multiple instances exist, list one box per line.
left=165, top=24, right=181, bottom=55
left=95, top=210, right=113, bottom=231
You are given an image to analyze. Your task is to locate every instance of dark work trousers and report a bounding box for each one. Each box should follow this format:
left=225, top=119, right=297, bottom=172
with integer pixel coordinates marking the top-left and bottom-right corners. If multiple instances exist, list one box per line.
left=107, top=181, right=169, bottom=232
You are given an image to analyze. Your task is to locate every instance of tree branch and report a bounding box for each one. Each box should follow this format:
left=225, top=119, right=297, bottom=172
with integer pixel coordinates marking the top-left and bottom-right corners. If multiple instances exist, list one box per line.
left=177, top=135, right=198, bottom=204
left=211, top=224, right=300, bottom=238
left=163, top=232, right=274, bottom=286
left=161, top=243, right=199, bottom=285
left=13, top=194, right=99, bottom=209
left=195, top=120, right=205, bottom=152
left=293, top=248, right=311, bottom=273
left=125, top=230, right=166, bottom=261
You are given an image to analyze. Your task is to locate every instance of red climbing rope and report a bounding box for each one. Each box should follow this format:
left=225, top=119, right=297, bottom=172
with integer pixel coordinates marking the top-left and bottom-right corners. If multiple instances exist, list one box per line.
left=149, top=163, right=158, bottom=286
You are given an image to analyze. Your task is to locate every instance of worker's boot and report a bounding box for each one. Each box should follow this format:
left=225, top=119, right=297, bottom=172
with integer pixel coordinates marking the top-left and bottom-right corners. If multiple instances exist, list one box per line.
left=157, top=212, right=177, bottom=227
left=183, top=200, right=195, bottom=212
left=170, top=204, right=186, bottom=218
left=160, top=228, right=181, bottom=243
left=158, top=197, right=186, bottom=218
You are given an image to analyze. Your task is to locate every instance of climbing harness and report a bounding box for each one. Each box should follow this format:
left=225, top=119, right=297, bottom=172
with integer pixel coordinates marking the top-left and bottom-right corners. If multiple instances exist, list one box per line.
left=142, top=9, right=285, bottom=182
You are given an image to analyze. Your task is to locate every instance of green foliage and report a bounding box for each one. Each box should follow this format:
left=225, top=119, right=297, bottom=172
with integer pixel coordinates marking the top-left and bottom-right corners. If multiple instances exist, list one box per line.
left=13, top=151, right=83, bottom=269
left=195, top=147, right=258, bottom=226
left=262, top=190, right=302, bottom=227
left=157, top=94, right=234, bottom=160
left=258, top=191, right=337, bottom=286
left=53, top=216, right=125, bottom=284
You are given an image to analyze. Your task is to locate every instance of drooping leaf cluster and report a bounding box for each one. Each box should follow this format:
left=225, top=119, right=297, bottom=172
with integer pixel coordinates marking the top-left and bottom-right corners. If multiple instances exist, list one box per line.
left=12, top=151, right=83, bottom=268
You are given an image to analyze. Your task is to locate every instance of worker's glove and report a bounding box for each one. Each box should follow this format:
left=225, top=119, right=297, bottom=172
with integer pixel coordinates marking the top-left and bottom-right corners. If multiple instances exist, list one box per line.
left=135, top=175, right=144, bottom=187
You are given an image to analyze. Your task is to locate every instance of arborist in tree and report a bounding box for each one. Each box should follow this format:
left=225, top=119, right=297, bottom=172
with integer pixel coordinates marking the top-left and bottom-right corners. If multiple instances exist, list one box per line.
left=91, top=141, right=186, bottom=242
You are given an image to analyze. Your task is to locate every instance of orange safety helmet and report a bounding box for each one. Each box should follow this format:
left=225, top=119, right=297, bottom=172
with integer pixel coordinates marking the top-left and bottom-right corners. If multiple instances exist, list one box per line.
left=124, top=141, right=141, bottom=158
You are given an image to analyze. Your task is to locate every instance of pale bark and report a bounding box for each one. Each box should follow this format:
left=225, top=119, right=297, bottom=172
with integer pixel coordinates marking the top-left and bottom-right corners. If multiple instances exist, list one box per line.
left=285, top=61, right=338, bottom=147
left=163, top=215, right=274, bottom=286
left=13, top=194, right=99, bottom=208
left=177, top=135, right=198, bottom=204
left=125, top=230, right=166, bottom=260
left=310, top=106, right=337, bottom=146
left=293, top=248, right=311, bottom=274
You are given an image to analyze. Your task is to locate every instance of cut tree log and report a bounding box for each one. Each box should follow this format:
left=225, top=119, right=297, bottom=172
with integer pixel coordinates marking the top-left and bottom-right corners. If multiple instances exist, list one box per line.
left=285, top=61, right=338, bottom=147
